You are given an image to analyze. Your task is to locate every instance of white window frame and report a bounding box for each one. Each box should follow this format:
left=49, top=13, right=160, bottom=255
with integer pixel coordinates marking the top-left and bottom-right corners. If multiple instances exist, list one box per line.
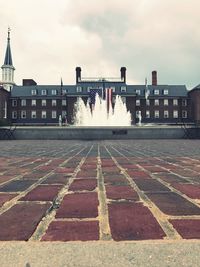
left=12, top=111, right=17, bottom=119
left=62, top=99, right=67, bottom=106
left=21, top=110, right=26, bottom=119
left=110, top=86, right=115, bottom=92
left=21, top=99, right=26, bottom=106
left=173, top=99, right=178, bottom=106
left=154, top=99, right=159, bottom=106
left=146, top=110, right=150, bottom=118
left=164, top=99, right=168, bottom=106
left=12, top=99, right=17, bottom=107
left=164, top=110, right=169, bottom=118
left=31, top=89, right=37, bottom=96
left=173, top=110, right=178, bottom=118
left=182, top=110, right=188, bottom=118
left=154, top=89, right=159, bottom=95
left=41, top=110, right=47, bottom=119
left=31, top=99, right=36, bottom=106
left=182, top=99, right=187, bottom=106
left=136, top=99, right=140, bottom=106
left=42, top=99, right=46, bottom=106
left=163, top=89, right=169, bottom=95
left=41, top=90, right=47, bottom=95
left=52, top=100, right=57, bottom=106
left=76, top=86, right=82, bottom=93
left=51, top=89, right=57, bottom=95
left=121, top=96, right=126, bottom=103
left=154, top=110, right=159, bottom=118
left=52, top=110, right=57, bottom=119
left=31, top=110, right=37, bottom=119
left=136, top=89, right=141, bottom=95
left=146, top=99, right=150, bottom=106
left=121, top=86, right=127, bottom=93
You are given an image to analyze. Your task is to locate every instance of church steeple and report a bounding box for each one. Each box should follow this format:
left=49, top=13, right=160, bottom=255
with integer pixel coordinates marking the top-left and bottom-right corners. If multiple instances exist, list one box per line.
left=1, top=27, right=15, bottom=91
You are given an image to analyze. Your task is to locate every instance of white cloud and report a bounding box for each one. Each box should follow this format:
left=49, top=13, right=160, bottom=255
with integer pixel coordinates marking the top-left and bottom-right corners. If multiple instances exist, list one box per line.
left=0, top=0, right=200, bottom=88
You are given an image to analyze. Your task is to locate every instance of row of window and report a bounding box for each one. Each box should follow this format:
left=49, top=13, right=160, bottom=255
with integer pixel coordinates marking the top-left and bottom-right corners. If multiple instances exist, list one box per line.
left=29, top=87, right=172, bottom=95
left=136, top=110, right=188, bottom=119
left=12, top=110, right=67, bottom=119
left=12, top=98, right=187, bottom=107
left=136, top=99, right=187, bottom=106
left=12, top=99, right=67, bottom=107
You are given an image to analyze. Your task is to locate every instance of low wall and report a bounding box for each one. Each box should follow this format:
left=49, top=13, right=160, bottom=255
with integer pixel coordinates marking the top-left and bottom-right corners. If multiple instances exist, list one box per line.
left=12, top=126, right=200, bottom=140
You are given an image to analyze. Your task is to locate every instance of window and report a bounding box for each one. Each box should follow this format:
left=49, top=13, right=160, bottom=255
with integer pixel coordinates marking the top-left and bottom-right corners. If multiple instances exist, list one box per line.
left=146, top=110, right=150, bottom=118
left=31, top=111, right=36, bottom=119
left=62, top=110, right=67, bottom=117
left=154, top=89, right=159, bottom=95
left=112, top=96, right=116, bottom=103
left=21, top=110, right=26, bottom=119
left=41, top=111, right=47, bottom=119
left=154, top=110, right=159, bottom=118
left=42, top=99, right=46, bottom=106
left=87, top=87, right=92, bottom=92
left=163, top=89, right=169, bottom=95
left=52, top=110, right=57, bottom=119
left=110, top=86, right=115, bottom=92
left=136, top=99, right=140, bottom=106
left=121, top=86, right=127, bottom=92
left=182, top=110, right=188, bottom=118
left=173, top=99, right=178, bottom=106
left=173, top=110, right=178, bottom=118
left=62, top=89, right=67, bottom=95
left=41, top=90, right=47, bottom=95
left=164, top=110, right=169, bottom=118
left=12, top=111, right=17, bottom=119
left=12, top=99, right=17, bottom=107
left=21, top=99, right=26, bottom=106
left=62, top=99, right=67, bottom=106
left=182, top=99, right=187, bottom=106
left=51, top=89, right=57, bottom=95
left=76, top=86, right=82, bottom=93
left=31, top=99, right=36, bottom=106
left=146, top=99, right=150, bottom=106
left=136, top=89, right=141, bottom=95
left=52, top=100, right=57, bottom=106
left=164, top=99, right=168, bottom=106
left=154, top=99, right=159, bottom=106
left=31, top=89, right=37, bottom=95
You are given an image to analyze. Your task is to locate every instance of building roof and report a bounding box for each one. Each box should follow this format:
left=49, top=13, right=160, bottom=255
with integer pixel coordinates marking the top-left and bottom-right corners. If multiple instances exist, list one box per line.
left=11, top=83, right=188, bottom=98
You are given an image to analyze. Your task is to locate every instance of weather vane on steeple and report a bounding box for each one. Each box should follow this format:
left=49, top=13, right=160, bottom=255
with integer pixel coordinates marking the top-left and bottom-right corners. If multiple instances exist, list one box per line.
left=8, top=27, right=11, bottom=40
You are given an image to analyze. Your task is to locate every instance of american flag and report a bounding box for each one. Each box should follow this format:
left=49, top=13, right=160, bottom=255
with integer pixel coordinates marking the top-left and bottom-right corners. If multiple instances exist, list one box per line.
left=89, top=88, right=103, bottom=104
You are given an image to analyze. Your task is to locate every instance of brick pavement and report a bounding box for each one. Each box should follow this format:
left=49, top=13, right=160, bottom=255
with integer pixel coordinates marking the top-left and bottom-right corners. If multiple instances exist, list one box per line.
left=0, top=140, right=200, bottom=241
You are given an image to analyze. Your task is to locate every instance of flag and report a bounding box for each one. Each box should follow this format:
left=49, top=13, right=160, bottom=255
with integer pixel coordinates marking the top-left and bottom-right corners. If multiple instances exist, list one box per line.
left=89, top=88, right=103, bottom=104
left=145, top=78, right=150, bottom=100
left=105, top=88, right=113, bottom=113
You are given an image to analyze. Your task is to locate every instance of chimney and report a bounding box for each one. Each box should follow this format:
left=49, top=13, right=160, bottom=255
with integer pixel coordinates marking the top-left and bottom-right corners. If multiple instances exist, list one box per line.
left=76, top=67, right=81, bottom=83
left=120, top=67, right=126, bottom=83
left=22, top=79, right=37, bottom=86
left=152, top=71, right=157, bottom=86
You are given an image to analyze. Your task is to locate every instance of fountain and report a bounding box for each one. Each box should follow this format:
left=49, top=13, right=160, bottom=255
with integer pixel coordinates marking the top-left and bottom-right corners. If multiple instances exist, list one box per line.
left=73, top=94, right=132, bottom=126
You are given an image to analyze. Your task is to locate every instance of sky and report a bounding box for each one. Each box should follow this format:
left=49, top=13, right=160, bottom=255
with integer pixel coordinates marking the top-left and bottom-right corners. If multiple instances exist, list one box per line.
left=0, top=0, right=199, bottom=89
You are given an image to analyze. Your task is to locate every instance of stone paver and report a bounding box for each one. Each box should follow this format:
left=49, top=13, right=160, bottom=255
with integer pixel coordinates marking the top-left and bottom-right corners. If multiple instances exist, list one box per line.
left=0, top=140, right=200, bottom=242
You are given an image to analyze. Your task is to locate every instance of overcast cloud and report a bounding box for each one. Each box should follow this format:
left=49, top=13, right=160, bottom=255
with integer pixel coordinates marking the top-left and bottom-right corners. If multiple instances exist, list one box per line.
left=0, top=0, right=199, bottom=89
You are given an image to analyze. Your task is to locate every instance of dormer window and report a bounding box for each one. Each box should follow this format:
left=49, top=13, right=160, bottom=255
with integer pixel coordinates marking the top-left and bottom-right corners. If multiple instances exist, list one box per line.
left=41, top=90, right=47, bottom=95
left=136, top=89, right=141, bottom=95
left=51, top=89, right=57, bottom=95
left=31, top=89, right=37, bottom=95
left=163, top=89, right=169, bottom=95
left=154, top=89, right=159, bottom=95
left=76, top=86, right=82, bottom=93
left=121, top=86, right=126, bottom=92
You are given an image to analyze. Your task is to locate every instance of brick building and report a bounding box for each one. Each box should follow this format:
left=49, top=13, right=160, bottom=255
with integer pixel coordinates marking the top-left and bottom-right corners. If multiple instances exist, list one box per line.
left=0, top=29, right=200, bottom=126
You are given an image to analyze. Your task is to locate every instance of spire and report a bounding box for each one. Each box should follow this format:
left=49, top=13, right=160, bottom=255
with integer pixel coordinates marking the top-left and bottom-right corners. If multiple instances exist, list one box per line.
left=4, top=27, right=13, bottom=66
